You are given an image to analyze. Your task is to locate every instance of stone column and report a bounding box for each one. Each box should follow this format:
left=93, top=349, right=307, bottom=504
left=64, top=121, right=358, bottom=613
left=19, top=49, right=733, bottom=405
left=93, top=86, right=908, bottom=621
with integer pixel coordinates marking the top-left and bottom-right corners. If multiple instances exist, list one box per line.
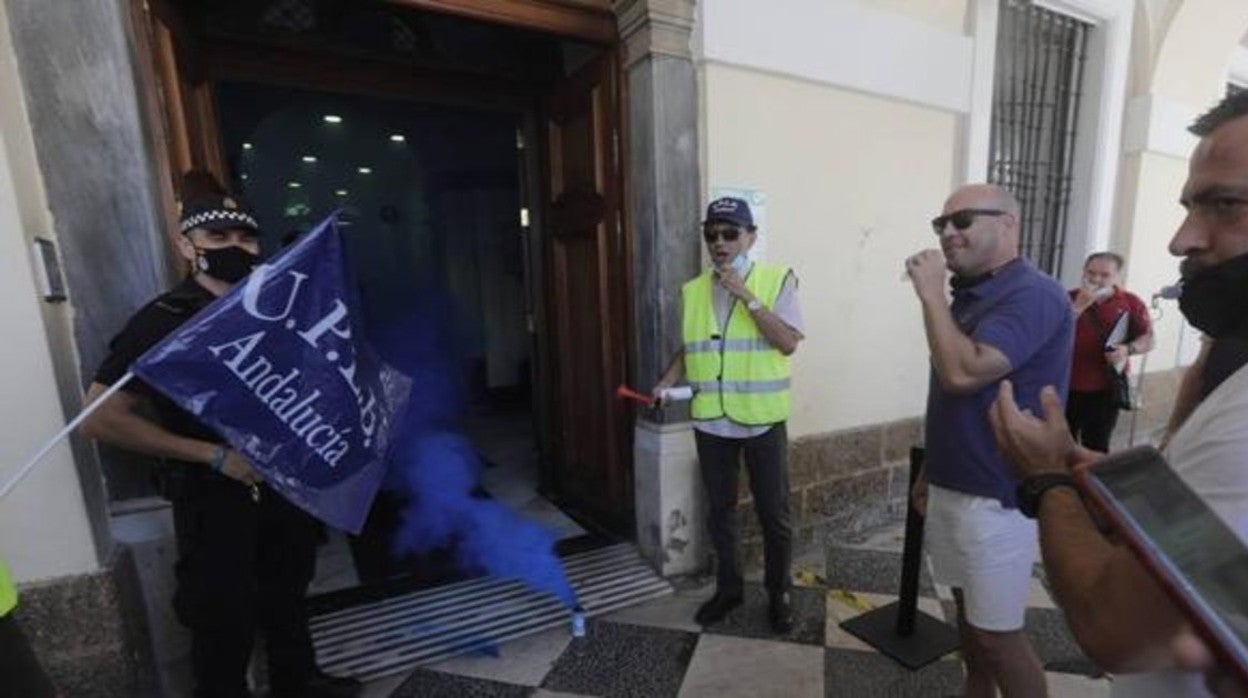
left=5, top=0, right=173, bottom=509
left=615, top=0, right=706, bottom=577
left=1, top=3, right=167, bottom=692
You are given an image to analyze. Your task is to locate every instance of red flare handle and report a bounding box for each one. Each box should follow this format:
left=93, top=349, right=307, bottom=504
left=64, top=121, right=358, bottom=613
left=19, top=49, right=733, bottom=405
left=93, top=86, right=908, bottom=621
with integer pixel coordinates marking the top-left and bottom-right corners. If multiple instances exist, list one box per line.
left=616, top=384, right=657, bottom=406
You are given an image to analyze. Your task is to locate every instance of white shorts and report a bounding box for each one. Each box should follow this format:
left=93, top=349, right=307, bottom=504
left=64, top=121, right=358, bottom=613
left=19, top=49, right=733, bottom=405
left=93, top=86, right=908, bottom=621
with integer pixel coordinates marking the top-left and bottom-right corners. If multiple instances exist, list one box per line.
left=924, top=484, right=1038, bottom=631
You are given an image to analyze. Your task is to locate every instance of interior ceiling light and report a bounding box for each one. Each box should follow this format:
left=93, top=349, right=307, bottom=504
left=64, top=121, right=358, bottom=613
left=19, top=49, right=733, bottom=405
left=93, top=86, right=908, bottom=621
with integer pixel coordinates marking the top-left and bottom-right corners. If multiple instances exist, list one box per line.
left=389, top=134, right=406, bottom=143
left=323, top=115, right=343, bottom=124
left=335, top=189, right=348, bottom=196
left=302, top=155, right=317, bottom=163
left=242, top=142, right=253, bottom=150
left=357, top=167, right=372, bottom=174
left=287, top=181, right=301, bottom=188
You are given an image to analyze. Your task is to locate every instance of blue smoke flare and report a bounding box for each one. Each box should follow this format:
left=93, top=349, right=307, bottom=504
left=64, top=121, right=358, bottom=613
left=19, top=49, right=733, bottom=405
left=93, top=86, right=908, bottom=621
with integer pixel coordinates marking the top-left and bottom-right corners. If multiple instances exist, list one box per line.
left=365, top=274, right=578, bottom=609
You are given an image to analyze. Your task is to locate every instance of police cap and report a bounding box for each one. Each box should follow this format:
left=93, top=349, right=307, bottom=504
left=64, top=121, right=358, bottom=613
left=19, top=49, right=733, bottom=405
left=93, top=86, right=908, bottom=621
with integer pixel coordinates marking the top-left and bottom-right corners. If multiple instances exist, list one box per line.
left=179, top=194, right=260, bottom=236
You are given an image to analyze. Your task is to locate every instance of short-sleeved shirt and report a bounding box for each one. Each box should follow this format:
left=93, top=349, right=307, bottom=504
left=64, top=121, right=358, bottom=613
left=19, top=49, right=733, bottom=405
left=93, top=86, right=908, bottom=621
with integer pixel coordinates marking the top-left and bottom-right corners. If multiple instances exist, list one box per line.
left=924, top=259, right=1074, bottom=507
left=691, top=263, right=804, bottom=439
left=94, top=277, right=222, bottom=444
left=1112, top=361, right=1248, bottom=698
left=1069, top=287, right=1152, bottom=392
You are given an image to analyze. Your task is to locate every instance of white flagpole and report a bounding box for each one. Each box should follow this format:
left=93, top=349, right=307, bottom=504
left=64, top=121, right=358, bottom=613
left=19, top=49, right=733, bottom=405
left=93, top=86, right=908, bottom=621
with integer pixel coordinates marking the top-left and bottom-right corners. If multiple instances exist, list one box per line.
left=0, top=371, right=136, bottom=501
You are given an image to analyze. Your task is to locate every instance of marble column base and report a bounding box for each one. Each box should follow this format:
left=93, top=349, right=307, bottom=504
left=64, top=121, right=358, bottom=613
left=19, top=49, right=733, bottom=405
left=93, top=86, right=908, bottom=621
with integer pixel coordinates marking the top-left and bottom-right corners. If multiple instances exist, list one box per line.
left=13, top=545, right=152, bottom=697
left=634, top=419, right=709, bottom=577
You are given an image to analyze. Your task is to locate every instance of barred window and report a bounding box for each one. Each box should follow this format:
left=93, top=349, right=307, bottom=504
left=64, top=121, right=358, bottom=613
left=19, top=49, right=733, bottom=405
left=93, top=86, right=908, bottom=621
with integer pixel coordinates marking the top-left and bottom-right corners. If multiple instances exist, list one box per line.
left=988, top=1, right=1092, bottom=275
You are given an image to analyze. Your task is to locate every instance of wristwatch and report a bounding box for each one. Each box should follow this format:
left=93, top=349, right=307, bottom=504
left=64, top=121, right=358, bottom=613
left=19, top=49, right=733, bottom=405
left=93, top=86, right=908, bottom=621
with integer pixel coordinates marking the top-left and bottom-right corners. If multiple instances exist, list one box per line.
left=745, top=298, right=763, bottom=313
left=1016, top=473, right=1078, bottom=519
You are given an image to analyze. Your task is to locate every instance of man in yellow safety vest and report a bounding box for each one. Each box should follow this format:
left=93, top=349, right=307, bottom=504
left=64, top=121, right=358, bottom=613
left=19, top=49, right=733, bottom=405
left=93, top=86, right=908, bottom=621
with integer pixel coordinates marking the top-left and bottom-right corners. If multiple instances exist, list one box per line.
left=653, top=197, right=805, bottom=633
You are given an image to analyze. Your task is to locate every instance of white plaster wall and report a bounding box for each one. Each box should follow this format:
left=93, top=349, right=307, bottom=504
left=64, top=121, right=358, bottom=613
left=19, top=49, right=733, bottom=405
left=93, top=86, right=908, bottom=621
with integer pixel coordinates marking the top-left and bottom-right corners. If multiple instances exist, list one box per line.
left=1230, top=46, right=1248, bottom=87
left=0, top=2, right=98, bottom=582
left=699, top=0, right=975, bottom=114
left=1113, top=152, right=1196, bottom=373
left=702, top=63, right=960, bottom=437
left=699, top=0, right=1133, bottom=280
left=1152, top=0, right=1248, bottom=106
left=858, top=0, right=969, bottom=34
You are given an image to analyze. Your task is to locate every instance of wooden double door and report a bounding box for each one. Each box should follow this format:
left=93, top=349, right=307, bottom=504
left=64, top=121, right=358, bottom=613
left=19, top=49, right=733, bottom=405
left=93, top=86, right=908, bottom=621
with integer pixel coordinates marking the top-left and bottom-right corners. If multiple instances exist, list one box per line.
left=130, top=0, right=635, bottom=533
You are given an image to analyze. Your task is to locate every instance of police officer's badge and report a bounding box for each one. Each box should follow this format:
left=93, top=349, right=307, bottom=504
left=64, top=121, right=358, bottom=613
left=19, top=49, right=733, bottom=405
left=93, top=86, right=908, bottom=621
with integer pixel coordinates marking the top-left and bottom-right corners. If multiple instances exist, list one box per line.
left=223, top=197, right=238, bottom=210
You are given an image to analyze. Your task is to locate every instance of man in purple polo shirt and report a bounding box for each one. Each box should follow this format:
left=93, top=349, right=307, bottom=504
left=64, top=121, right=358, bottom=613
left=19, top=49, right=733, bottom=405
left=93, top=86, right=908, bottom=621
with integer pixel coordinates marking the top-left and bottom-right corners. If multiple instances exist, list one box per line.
left=906, top=183, right=1073, bottom=698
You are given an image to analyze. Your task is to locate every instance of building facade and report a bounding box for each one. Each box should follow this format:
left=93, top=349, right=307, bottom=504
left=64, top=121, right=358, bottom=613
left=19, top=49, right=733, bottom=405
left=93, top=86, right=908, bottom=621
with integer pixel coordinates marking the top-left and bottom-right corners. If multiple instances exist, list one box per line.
left=1, top=1, right=1246, bottom=693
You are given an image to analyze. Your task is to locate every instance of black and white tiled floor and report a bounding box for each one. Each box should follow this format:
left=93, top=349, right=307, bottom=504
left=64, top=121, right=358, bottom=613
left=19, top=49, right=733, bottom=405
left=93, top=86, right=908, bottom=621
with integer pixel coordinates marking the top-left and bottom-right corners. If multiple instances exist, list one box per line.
left=354, top=522, right=1113, bottom=697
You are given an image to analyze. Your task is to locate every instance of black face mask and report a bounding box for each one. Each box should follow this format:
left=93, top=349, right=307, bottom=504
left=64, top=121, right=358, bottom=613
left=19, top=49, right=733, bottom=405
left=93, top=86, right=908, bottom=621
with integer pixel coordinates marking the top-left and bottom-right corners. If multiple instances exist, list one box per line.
left=195, top=245, right=260, bottom=284
left=1179, top=251, right=1248, bottom=339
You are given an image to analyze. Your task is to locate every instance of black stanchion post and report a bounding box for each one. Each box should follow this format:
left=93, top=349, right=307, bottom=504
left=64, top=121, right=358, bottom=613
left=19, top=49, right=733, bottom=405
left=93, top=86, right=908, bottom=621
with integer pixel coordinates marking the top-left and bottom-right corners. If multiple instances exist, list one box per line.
left=839, top=445, right=960, bottom=669
left=893, top=446, right=926, bottom=636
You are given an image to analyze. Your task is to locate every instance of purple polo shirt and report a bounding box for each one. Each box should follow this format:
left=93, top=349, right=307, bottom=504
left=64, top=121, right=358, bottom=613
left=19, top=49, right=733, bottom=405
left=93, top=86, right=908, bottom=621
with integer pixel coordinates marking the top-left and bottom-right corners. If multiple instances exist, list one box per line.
left=924, top=258, right=1074, bottom=507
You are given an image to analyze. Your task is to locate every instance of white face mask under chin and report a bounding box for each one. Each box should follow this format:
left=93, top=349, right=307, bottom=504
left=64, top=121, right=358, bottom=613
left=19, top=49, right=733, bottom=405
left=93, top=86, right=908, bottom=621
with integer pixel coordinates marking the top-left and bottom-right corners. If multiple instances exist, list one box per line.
left=1084, top=277, right=1110, bottom=293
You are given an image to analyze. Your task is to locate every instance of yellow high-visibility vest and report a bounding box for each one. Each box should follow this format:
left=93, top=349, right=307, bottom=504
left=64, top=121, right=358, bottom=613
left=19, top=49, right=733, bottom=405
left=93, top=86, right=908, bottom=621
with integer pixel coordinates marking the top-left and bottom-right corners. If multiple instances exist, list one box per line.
left=682, top=263, right=791, bottom=425
left=0, top=558, right=17, bottom=617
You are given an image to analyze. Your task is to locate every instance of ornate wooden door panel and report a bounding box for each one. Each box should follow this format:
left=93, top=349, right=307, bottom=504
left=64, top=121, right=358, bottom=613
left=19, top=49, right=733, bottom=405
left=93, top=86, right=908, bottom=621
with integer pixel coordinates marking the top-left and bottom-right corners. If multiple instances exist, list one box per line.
left=543, top=53, right=632, bottom=530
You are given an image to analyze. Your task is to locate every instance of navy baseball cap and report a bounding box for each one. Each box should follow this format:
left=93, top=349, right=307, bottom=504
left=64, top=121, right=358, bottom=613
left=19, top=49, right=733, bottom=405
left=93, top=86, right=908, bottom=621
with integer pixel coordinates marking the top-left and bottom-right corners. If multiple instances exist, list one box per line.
left=179, top=194, right=260, bottom=235
left=703, top=197, right=755, bottom=229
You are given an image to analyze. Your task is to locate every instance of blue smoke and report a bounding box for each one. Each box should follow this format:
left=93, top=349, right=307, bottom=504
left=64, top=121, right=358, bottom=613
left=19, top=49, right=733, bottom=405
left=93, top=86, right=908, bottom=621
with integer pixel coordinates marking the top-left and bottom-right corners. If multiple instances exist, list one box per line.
left=364, top=274, right=578, bottom=609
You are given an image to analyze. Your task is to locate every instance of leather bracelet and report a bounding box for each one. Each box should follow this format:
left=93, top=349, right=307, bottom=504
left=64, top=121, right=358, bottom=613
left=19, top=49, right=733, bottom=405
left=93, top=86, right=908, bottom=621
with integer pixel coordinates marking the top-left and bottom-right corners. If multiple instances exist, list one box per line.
left=209, top=445, right=228, bottom=473
left=1016, top=473, right=1078, bottom=519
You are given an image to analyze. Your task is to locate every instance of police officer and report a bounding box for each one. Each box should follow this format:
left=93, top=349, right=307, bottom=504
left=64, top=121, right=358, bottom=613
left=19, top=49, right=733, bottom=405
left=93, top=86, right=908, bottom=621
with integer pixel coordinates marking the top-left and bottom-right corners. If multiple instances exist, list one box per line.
left=81, top=194, right=359, bottom=698
left=652, top=197, right=805, bottom=633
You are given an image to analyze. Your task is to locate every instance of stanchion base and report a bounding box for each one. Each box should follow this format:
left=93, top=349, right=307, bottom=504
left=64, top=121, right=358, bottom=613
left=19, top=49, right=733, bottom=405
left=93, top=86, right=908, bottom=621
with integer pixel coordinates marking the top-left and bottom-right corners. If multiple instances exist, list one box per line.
left=840, top=601, right=960, bottom=670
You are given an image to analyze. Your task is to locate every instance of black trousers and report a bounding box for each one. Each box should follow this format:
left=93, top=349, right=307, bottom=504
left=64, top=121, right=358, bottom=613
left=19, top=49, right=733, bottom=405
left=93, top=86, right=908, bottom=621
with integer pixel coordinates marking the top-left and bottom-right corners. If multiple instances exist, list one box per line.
left=694, top=423, right=792, bottom=596
left=171, top=476, right=322, bottom=698
left=0, top=613, right=57, bottom=698
left=1066, top=389, right=1120, bottom=453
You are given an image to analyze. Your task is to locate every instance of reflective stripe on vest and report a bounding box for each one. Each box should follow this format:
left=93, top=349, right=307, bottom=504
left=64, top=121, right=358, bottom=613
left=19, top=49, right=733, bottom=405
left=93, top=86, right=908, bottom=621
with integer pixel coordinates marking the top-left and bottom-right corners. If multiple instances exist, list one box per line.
left=0, top=559, right=17, bottom=617
left=684, top=338, right=775, bottom=354
left=689, top=378, right=792, bottom=394
left=682, top=263, right=792, bottom=425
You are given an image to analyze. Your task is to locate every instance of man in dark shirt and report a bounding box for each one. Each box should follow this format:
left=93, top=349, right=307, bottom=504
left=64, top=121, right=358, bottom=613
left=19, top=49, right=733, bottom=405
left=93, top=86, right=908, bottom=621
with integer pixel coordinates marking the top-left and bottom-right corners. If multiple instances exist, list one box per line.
left=82, top=195, right=358, bottom=698
left=907, top=184, right=1073, bottom=698
left=1066, top=252, right=1155, bottom=451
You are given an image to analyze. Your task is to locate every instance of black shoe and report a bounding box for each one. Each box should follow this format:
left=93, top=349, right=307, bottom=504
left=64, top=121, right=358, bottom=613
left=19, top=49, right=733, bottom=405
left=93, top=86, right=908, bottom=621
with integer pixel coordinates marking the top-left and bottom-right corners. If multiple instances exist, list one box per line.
left=271, top=671, right=362, bottom=698
left=695, top=591, right=743, bottom=625
left=769, top=591, right=794, bottom=633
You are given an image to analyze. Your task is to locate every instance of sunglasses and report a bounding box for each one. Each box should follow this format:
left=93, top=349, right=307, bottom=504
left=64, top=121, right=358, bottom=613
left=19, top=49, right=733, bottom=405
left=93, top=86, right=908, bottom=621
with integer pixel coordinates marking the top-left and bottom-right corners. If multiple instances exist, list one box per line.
left=930, top=208, right=1008, bottom=235
left=703, top=226, right=744, bottom=243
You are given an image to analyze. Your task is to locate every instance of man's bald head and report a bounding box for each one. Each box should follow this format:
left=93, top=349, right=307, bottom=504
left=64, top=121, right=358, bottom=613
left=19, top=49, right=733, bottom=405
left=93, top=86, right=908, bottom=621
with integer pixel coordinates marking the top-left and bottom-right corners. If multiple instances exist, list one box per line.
left=945, top=183, right=1021, bottom=219
left=937, top=183, right=1022, bottom=277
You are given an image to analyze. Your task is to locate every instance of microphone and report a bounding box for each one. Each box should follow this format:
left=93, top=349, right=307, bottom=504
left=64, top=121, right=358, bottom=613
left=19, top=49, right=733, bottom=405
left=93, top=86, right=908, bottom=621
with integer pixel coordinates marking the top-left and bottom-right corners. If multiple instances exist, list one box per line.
left=1153, top=283, right=1182, bottom=301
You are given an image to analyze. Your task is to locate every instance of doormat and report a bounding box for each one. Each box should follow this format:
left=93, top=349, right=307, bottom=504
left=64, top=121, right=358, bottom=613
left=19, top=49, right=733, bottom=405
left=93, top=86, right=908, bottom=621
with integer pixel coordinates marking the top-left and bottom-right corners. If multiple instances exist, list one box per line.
left=309, top=543, right=673, bottom=681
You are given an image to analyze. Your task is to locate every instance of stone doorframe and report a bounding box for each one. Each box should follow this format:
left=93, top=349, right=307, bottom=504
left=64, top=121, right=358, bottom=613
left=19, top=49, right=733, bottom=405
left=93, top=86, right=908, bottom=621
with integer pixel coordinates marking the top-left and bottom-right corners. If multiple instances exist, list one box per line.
left=613, top=0, right=707, bottom=576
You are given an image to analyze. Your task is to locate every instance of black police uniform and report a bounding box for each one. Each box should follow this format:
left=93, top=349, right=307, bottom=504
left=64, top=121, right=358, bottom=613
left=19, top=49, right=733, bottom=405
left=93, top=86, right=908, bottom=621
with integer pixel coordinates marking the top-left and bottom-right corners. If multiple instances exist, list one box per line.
left=95, top=277, right=324, bottom=698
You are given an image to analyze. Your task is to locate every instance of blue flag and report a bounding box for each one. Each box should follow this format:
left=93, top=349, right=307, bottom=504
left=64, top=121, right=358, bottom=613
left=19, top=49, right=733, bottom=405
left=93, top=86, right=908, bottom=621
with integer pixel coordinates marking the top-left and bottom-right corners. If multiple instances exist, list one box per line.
left=132, top=213, right=412, bottom=533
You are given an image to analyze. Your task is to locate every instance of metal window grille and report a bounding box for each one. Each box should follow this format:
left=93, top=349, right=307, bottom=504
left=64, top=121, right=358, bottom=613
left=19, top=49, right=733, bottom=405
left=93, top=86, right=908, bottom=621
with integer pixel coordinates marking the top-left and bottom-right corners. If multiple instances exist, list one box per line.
left=988, top=1, right=1091, bottom=275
